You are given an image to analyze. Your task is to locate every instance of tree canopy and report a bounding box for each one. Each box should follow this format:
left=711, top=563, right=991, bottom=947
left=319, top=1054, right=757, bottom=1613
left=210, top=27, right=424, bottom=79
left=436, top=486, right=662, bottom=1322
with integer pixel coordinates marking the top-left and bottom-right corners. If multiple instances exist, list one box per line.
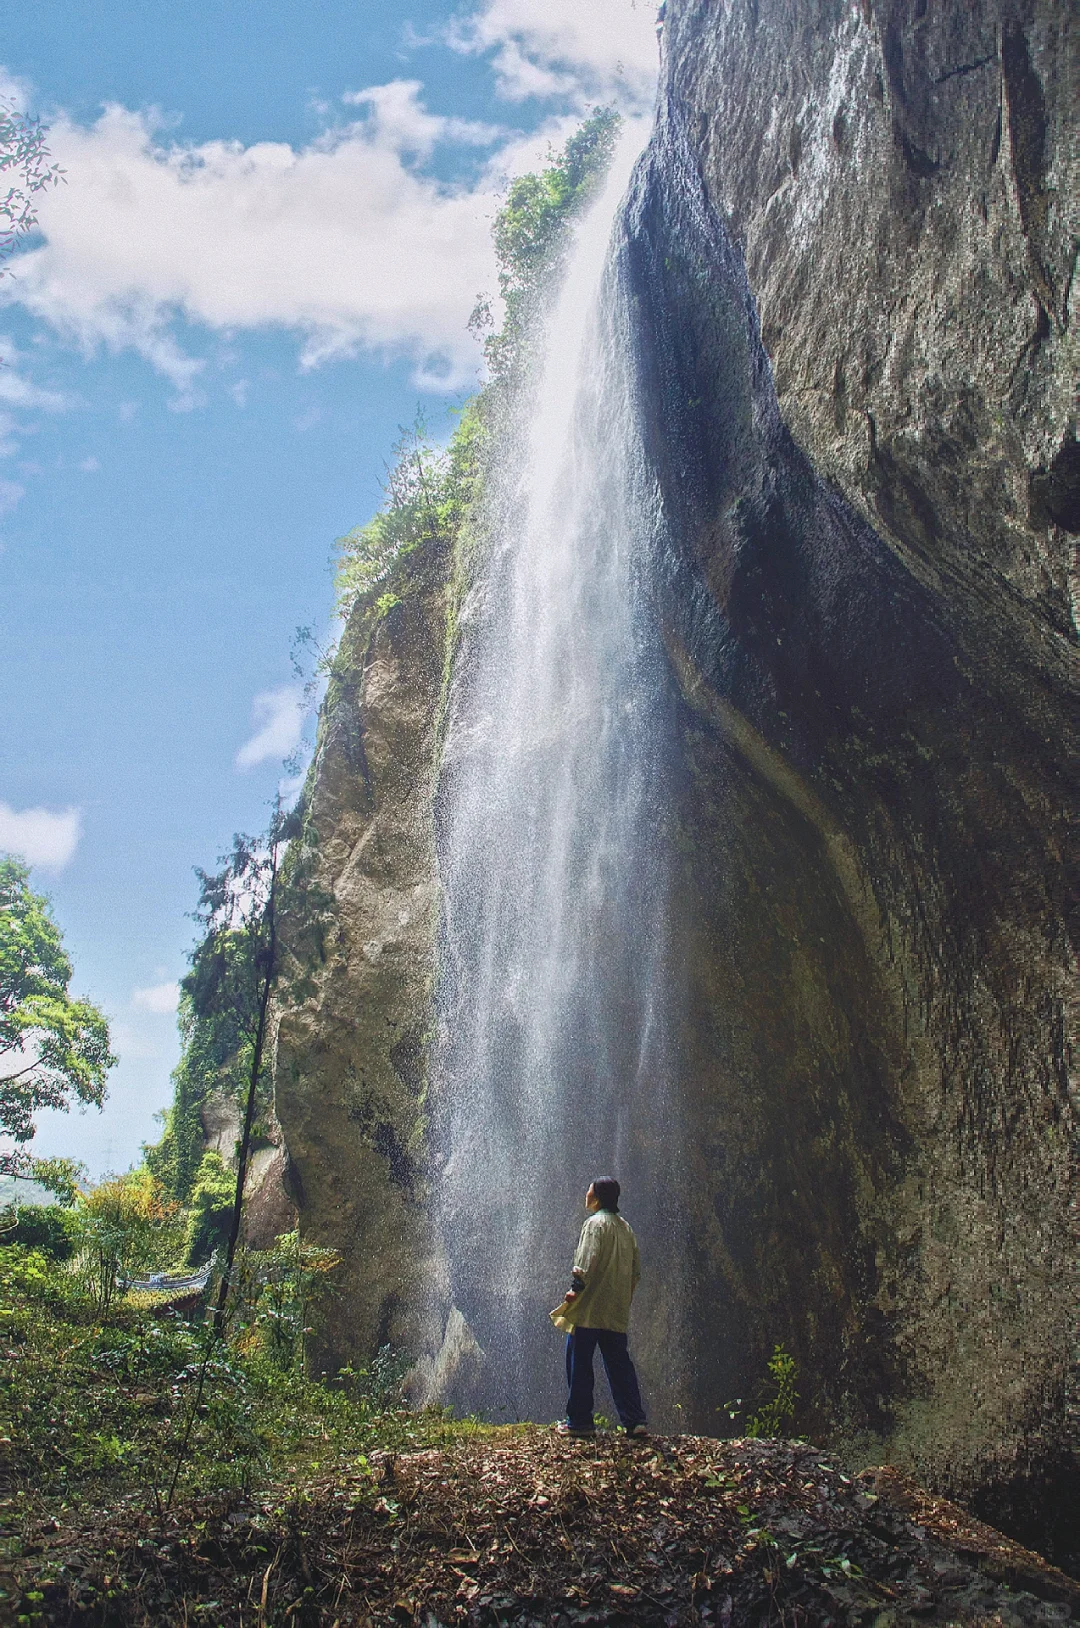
left=0, top=857, right=115, bottom=1165
left=145, top=821, right=286, bottom=1210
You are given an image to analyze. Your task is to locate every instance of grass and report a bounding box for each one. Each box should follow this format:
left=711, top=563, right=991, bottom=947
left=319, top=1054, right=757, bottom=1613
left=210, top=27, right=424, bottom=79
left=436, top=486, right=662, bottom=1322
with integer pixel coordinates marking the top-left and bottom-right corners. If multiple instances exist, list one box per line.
left=0, top=1243, right=492, bottom=1539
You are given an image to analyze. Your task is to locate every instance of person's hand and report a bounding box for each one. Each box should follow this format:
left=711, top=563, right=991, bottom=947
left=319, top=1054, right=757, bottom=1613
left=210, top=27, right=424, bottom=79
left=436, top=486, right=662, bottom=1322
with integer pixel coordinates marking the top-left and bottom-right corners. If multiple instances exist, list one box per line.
left=564, top=1289, right=578, bottom=1301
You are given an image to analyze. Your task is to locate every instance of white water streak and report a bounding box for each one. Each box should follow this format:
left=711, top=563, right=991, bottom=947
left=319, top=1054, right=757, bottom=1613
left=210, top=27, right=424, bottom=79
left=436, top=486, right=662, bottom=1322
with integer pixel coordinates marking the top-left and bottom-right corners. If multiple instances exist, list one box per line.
left=434, top=120, right=678, bottom=1419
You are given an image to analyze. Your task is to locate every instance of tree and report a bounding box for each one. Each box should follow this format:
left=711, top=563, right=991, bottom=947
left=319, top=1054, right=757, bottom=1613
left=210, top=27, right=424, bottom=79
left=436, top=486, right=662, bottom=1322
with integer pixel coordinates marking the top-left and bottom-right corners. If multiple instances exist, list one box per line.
left=1, top=98, right=63, bottom=273
left=185, top=812, right=289, bottom=1329
left=0, top=857, right=115, bottom=1173
left=334, top=402, right=484, bottom=613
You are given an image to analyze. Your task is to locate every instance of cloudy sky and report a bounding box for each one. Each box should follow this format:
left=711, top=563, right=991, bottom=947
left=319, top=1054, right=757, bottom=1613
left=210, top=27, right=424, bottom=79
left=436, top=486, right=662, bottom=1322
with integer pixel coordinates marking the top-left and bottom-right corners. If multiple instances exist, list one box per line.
left=1, top=0, right=658, bottom=1176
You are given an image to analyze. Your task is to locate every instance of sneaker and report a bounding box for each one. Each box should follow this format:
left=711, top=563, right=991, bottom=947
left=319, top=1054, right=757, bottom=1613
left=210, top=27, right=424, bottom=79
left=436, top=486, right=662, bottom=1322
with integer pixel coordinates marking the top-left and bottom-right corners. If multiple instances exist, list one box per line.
left=556, top=1421, right=595, bottom=1437
left=623, top=1423, right=648, bottom=1438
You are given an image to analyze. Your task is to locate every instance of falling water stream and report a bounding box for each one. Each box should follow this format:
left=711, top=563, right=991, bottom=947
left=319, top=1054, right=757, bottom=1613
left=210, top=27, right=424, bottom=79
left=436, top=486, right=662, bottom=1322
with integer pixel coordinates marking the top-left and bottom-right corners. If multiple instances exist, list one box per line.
left=433, top=123, right=684, bottom=1423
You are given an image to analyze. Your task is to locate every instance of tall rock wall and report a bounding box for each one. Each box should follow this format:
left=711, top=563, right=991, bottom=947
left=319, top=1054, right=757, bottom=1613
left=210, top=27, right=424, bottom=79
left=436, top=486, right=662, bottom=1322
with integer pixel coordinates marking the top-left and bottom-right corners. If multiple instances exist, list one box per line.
left=273, top=545, right=449, bottom=1374
left=624, top=0, right=1076, bottom=1555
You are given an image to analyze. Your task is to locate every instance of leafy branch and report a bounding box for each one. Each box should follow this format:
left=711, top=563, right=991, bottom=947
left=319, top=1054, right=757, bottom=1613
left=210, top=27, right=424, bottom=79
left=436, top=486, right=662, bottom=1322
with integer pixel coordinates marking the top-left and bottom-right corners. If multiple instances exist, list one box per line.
left=0, top=99, right=64, bottom=273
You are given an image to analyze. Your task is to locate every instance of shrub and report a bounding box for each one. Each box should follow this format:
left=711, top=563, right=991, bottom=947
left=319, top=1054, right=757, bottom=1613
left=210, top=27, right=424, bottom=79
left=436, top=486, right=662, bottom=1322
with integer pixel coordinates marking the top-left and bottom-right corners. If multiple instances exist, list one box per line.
left=483, top=106, right=620, bottom=383
left=73, top=1169, right=185, bottom=1314
left=746, top=1344, right=799, bottom=1438
left=7, top=1202, right=77, bottom=1259
left=231, top=1228, right=340, bottom=1371
left=334, top=404, right=483, bottom=615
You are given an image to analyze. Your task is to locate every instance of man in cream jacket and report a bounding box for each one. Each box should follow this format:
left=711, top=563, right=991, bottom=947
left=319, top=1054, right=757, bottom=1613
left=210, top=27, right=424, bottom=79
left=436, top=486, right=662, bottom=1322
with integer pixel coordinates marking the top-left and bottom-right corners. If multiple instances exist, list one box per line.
left=551, top=1177, right=647, bottom=1436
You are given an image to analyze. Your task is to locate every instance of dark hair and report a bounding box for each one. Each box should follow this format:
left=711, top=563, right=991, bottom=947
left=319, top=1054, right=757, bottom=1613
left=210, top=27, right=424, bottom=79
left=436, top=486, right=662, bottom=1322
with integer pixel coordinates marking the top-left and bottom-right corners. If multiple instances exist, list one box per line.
left=591, top=1177, right=621, bottom=1212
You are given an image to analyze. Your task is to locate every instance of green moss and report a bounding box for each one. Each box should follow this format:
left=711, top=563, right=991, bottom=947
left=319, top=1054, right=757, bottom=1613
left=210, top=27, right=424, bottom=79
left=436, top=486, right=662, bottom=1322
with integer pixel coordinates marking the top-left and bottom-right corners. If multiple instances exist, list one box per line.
left=184, top=1149, right=236, bottom=1265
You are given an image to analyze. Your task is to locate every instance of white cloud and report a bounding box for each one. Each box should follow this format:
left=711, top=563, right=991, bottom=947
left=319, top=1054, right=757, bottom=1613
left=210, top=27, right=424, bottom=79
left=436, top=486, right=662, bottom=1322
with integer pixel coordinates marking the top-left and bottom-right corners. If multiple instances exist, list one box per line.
left=448, top=0, right=659, bottom=105
left=0, top=336, right=69, bottom=462
left=341, top=79, right=504, bottom=158
left=0, top=7, right=658, bottom=397
left=0, top=359, right=68, bottom=412
left=236, top=683, right=306, bottom=769
left=0, top=802, right=82, bottom=870
left=0, top=0, right=661, bottom=393
left=4, top=87, right=504, bottom=393
left=131, top=980, right=180, bottom=1015
left=78, top=454, right=99, bottom=472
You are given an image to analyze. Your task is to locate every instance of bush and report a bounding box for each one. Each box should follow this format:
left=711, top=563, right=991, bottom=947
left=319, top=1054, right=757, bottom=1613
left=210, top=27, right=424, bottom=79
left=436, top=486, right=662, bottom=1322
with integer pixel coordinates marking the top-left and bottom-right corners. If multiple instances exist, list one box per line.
left=73, top=1169, right=185, bottom=1313
left=6, top=1202, right=77, bottom=1259
left=334, top=404, right=483, bottom=615
left=746, top=1344, right=799, bottom=1439
left=0, top=1231, right=488, bottom=1521
left=483, top=106, right=620, bottom=383
left=0, top=1241, right=72, bottom=1304
left=230, top=1228, right=340, bottom=1371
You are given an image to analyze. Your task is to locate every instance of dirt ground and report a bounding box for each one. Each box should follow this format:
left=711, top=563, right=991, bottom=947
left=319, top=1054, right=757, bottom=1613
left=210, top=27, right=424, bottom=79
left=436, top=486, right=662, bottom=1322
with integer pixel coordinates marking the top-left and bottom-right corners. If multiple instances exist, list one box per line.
left=4, top=1433, right=1077, bottom=1626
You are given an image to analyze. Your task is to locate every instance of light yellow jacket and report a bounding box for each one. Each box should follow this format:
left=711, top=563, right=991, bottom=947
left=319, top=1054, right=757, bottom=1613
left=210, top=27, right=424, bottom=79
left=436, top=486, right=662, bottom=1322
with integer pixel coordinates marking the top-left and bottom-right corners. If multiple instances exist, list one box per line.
left=550, top=1209, right=641, bottom=1334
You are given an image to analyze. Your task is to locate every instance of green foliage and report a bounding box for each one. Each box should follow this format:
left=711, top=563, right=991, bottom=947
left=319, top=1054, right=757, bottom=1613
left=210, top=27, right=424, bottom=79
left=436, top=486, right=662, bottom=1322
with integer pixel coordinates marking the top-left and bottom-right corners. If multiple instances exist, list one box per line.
left=0, top=856, right=116, bottom=1162
left=73, top=1169, right=186, bottom=1315
left=0, top=98, right=63, bottom=271
left=0, top=1239, right=490, bottom=1518
left=229, top=1228, right=341, bottom=1371
left=27, top=1153, right=86, bottom=1205
left=143, top=989, right=240, bottom=1206
left=184, top=1149, right=236, bottom=1265
left=5, top=1202, right=78, bottom=1260
left=0, top=1241, right=70, bottom=1304
left=145, top=905, right=268, bottom=1207
left=334, top=402, right=484, bottom=615
left=746, top=1343, right=800, bottom=1439
left=480, top=106, right=621, bottom=382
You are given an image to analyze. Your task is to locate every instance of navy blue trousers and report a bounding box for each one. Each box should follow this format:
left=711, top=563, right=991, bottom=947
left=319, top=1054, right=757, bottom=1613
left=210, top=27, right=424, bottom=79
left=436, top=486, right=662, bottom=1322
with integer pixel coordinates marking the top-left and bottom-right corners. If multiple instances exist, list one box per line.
left=565, top=1327, right=646, bottom=1430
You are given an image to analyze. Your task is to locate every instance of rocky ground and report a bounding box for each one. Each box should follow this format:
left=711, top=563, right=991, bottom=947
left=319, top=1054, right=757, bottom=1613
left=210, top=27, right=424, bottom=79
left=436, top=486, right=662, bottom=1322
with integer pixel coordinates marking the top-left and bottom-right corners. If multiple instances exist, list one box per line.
left=4, top=1432, right=1077, bottom=1626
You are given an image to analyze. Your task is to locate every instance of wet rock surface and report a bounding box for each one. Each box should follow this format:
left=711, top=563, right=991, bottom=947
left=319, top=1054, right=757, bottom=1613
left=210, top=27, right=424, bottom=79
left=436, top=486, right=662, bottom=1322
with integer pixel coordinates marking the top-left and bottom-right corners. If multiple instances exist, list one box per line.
left=667, top=0, right=1077, bottom=705
left=610, top=0, right=1078, bottom=1556
left=8, top=1435, right=1079, bottom=1624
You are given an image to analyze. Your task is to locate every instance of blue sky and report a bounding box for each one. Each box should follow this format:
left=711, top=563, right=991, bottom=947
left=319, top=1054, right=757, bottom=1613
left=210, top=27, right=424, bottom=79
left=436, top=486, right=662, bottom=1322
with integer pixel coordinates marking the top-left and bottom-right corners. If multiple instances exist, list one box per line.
left=1, top=0, right=657, bottom=1176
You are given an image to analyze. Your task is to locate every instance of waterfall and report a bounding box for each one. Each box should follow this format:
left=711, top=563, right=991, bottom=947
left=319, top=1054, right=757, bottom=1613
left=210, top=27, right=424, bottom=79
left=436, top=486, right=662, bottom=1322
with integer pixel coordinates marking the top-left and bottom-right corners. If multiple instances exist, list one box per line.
left=432, top=121, right=684, bottom=1424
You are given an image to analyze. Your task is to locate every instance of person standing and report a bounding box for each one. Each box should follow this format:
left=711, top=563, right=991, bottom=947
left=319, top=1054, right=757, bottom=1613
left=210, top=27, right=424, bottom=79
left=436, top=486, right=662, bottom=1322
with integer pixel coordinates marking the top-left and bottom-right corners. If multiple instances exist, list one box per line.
left=551, top=1177, right=647, bottom=1437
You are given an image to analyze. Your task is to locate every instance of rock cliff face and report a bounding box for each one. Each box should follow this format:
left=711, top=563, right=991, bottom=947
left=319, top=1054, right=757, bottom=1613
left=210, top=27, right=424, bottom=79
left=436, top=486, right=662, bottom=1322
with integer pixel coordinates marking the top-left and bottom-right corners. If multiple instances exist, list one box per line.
left=619, top=0, right=1075, bottom=1556
left=272, top=0, right=1077, bottom=1561
left=273, top=545, right=448, bottom=1374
